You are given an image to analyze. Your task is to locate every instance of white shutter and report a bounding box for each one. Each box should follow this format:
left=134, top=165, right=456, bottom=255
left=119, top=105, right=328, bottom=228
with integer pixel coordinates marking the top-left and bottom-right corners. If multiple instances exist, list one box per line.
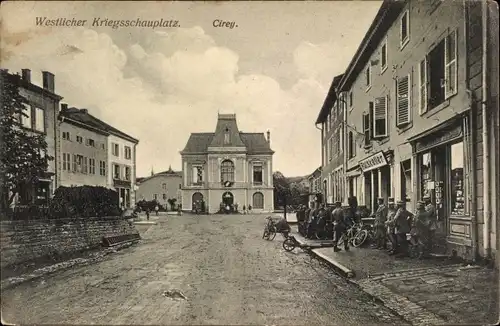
left=373, top=96, right=388, bottom=137
left=444, top=30, right=457, bottom=99
left=396, top=75, right=411, bottom=126
left=418, top=57, right=428, bottom=114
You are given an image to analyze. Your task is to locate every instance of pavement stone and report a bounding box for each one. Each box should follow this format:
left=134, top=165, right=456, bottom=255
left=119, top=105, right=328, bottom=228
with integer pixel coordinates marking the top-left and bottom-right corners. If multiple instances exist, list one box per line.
left=310, top=246, right=499, bottom=325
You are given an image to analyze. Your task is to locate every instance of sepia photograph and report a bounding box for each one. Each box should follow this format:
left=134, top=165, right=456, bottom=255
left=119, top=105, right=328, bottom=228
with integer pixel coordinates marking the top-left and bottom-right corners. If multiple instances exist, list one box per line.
left=0, top=0, right=499, bottom=325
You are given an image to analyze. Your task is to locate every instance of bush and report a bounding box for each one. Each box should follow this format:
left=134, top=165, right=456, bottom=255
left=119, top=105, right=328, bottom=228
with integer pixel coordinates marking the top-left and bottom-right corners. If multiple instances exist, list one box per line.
left=49, top=186, right=121, bottom=218
left=136, top=199, right=159, bottom=212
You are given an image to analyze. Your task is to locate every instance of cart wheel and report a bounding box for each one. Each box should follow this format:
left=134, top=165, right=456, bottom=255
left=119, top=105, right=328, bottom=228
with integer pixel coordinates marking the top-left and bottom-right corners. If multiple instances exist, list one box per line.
left=263, top=229, right=270, bottom=240
left=283, top=238, right=296, bottom=252
left=353, top=230, right=368, bottom=247
left=269, top=230, right=277, bottom=241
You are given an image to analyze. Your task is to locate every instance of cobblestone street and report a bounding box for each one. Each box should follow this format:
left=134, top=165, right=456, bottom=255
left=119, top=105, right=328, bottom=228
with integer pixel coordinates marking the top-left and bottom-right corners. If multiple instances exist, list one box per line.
left=1, top=214, right=407, bottom=325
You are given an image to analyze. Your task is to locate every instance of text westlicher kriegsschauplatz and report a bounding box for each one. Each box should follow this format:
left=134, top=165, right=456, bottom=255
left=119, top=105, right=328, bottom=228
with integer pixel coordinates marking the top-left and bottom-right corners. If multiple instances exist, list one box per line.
left=35, top=17, right=180, bottom=29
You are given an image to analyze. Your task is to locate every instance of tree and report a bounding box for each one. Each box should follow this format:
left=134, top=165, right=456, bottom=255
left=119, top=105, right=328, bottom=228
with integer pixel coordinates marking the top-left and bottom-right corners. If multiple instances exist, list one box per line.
left=167, top=198, right=177, bottom=211
left=0, top=71, right=53, bottom=210
left=273, top=171, right=291, bottom=208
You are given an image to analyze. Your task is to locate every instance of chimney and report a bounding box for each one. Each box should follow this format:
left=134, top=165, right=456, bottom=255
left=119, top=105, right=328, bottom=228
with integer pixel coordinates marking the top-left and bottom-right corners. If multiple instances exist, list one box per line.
left=61, top=103, right=68, bottom=111
left=266, top=129, right=271, bottom=144
left=80, top=108, right=88, bottom=114
left=42, top=71, right=55, bottom=92
left=21, top=69, right=31, bottom=83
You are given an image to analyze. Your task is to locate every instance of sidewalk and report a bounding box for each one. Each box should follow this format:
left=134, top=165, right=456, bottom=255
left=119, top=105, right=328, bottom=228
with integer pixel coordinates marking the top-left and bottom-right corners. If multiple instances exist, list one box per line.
left=311, top=246, right=499, bottom=325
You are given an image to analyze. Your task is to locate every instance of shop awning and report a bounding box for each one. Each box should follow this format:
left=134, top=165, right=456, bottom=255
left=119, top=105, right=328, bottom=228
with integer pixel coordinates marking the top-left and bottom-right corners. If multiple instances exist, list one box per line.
left=407, top=115, right=463, bottom=143
left=345, top=168, right=362, bottom=177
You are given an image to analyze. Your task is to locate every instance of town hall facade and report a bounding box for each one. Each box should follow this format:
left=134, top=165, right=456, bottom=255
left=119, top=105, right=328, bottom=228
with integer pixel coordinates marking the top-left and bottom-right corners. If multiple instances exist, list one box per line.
left=180, top=114, right=274, bottom=214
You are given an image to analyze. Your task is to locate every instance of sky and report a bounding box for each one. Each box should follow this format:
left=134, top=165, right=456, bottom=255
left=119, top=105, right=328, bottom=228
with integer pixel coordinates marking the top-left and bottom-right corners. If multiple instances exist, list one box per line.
left=1, top=1, right=381, bottom=178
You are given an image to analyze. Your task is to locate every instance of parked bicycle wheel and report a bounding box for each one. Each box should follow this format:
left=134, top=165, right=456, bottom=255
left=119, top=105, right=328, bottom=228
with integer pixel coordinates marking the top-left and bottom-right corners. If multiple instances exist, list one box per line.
left=268, top=226, right=277, bottom=241
left=283, top=238, right=296, bottom=251
left=352, top=229, right=369, bottom=247
left=262, top=229, right=270, bottom=240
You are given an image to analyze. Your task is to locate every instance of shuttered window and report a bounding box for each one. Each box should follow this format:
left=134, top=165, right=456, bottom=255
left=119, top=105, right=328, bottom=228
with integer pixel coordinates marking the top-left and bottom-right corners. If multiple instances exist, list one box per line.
left=396, top=75, right=411, bottom=126
left=373, top=96, right=388, bottom=137
left=363, top=111, right=371, bottom=147
left=419, top=57, right=428, bottom=114
left=444, top=30, right=457, bottom=98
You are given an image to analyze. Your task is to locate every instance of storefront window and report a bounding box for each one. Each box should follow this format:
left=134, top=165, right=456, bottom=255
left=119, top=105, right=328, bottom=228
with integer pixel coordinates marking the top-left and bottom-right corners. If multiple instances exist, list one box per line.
left=421, top=152, right=432, bottom=199
left=450, top=142, right=465, bottom=215
left=401, top=160, right=412, bottom=203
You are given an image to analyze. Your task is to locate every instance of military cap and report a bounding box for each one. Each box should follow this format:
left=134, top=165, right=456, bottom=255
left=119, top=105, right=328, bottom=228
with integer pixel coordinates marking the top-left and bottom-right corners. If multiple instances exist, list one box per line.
left=423, top=194, right=431, bottom=199
left=388, top=197, right=395, bottom=203
left=396, top=200, right=405, bottom=205
left=417, top=201, right=426, bottom=206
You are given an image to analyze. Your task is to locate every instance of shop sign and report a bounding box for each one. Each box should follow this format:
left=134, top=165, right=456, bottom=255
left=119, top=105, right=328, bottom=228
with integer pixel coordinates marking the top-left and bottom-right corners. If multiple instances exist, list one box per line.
left=415, top=124, right=462, bottom=153
left=359, top=151, right=388, bottom=172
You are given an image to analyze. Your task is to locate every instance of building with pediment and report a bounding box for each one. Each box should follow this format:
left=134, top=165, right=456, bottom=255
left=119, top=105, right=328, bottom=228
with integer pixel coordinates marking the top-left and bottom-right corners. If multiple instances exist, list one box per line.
left=180, top=114, right=274, bottom=213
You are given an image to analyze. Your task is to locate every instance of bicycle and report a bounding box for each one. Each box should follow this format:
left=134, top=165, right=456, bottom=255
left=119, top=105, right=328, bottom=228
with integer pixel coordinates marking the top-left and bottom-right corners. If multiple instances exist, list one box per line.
left=337, top=222, right=365, bottom=247
left=262, top=216, right=278, bottom=241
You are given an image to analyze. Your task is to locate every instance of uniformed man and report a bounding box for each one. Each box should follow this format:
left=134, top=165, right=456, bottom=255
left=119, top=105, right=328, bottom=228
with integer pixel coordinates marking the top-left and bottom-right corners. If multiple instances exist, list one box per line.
left=422, top=194, right=437, bottom=256
left=385, top=198, right=397, bottom=253
left=373, top=197, right=388, bottom=249
left=411, top=201, right=427, bottom=258
left=332, top=201, right=349, bottom=252
left=392, top=200, right=412, bottom=257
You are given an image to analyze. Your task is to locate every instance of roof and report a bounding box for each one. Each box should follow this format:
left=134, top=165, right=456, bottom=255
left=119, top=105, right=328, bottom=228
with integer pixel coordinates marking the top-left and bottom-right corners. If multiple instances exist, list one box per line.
left=307, top=166, right=322, bottom=179
left=338, top=0, right=406, bottom=92
left=315, top=74, right=344, bottom=124
left=137, top=167, right=182, bottom=184
left=2, top=70, right=63, bottom=101
left=59, top=107, right=139, bottom=143
left=181, top=132, right=274, bottom=154
left=180, top=114, right=274, bottom=155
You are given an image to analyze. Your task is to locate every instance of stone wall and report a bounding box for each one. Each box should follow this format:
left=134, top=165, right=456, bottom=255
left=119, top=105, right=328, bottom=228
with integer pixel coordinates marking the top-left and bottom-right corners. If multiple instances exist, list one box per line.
left=0, top=216, right=138, bottom=269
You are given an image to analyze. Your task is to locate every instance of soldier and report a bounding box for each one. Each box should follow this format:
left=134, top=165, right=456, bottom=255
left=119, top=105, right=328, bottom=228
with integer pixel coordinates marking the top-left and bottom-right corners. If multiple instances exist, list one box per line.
left=392, top=200, right=412, bottom=257
left=385, top=198, right=397, bottom=253
left=332, top=201, right=349, bottom=252
left=373, top=197, right=388, bottom=249
left=411, top=200, right=427, bottom=258
left=423, top=194, right=437, bottom=252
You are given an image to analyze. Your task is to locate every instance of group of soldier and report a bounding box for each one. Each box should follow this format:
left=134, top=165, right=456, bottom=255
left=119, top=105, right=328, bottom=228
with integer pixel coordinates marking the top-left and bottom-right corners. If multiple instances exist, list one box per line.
left=372, top=195, right=437, bottom=258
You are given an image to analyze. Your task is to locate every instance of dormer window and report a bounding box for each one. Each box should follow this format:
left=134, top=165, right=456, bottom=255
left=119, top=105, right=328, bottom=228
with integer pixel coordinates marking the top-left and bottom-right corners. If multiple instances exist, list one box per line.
left=224, top=127, right=230, bottom=144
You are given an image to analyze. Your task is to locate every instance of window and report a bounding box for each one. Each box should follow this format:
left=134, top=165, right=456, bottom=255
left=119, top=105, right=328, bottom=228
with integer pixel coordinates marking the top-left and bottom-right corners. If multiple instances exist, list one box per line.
left=72, top=154, right=78, bottom=172
left=349, top=92, right=353, bottom=107
left=401, top=159, right=412, bottom=203
left=428, top=40, right=445, bottom=109
left=125, top=146, right=132, bottom=159
left=418, top=57, right=428, bottom=114
left=76, top=136, right=83, bottom=143
left=253, top=165, right=263, bottom=184
left=112, top=143, right=119, bottom=156
left=373, top=96, right=388, bottom=137
left=253, top=192, right=264, bottom=209
left=62, top=153, right=71, bottom=171
left=101, top=143, right=105, bottom=150
left=62, top=131, right=71, bottom=141
left=99, top=160, right=106, bottom=176
left=73, top=154, right=84, bottom=173
left=86, top=138, right=95, bottom=147
left=224, top=127, right=230, bottom=145
left=365, top=66, right=371, bottom=88
left=450, top=142, right=465, bottom=216
left=192, top=166, right=203, bottom=184
left=34, top=107, right=44, bottom=132
left=362, top=102, right=374, bottom=147
left=153, top=194, right=158, bottom=200
left=179, top=184, right=181, bottom=189
left=396, top=75, right=411, bottom=127
left=162, top=183, right=167, bottom=189
left=125, top=166, right=131, bottom=181
left=444, top=30, right=457, bottom=98
left=21, top=103, right=32, bottom=129
left=381, top=39, right=387, bottom=71
left=220, top=160, right=234, bottom=182
left=87, top=158, right=94, bottom=174
left=328, top=137, right=333, bottom=161
left=113, top=164, right=120, bottom=179
left=348, top=131, right=356, bottom=159
left=163, top=193, right=167, bottom=200
left=400, top=10, right=409, bottom=48
left=83, top=157, right=88, bottom=174
left=421, top=152, right=432, bottom=199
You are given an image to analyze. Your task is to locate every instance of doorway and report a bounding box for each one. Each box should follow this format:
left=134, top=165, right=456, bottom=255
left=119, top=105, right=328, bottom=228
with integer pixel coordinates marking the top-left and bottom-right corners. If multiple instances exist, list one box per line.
left=222, top=192, right=234, bottom=207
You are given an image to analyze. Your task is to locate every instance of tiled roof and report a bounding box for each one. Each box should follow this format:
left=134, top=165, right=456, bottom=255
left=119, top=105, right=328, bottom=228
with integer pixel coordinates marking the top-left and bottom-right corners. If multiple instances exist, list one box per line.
left=59, top=107, right=139, bottom=143
left=137, top=168, right=182, bottom=184
left=315, top=74, right=343, bottom=124
left=181, top=132, right=273, bottom=154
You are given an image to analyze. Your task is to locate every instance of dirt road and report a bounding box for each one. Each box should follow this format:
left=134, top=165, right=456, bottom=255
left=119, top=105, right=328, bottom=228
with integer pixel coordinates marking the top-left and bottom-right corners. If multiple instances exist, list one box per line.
left=1, top=213, right=407, bottom=325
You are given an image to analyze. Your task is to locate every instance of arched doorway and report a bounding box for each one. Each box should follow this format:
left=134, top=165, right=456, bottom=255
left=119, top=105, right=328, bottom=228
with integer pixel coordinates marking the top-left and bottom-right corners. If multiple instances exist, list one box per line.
left=222, top=191, right=234, bottom=207
left=252, top=192, right=264, bottom=209
left=192, top=192, right=204, bottom=211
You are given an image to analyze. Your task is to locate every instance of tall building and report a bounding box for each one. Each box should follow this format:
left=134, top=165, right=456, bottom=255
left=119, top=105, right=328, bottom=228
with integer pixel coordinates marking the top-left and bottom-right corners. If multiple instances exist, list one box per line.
left=327, top=0, right=499, bottom=261
left=59, top=105, right=108, bottom=187
left=315, top=74, right=346, bottom=205
left=136, top=166, right=183, bottom=209
left=58, top=105, right=139, bottom=209
left=180, top=114, right=274, bottom=213
left=1, top=69, right=62, bottom=206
